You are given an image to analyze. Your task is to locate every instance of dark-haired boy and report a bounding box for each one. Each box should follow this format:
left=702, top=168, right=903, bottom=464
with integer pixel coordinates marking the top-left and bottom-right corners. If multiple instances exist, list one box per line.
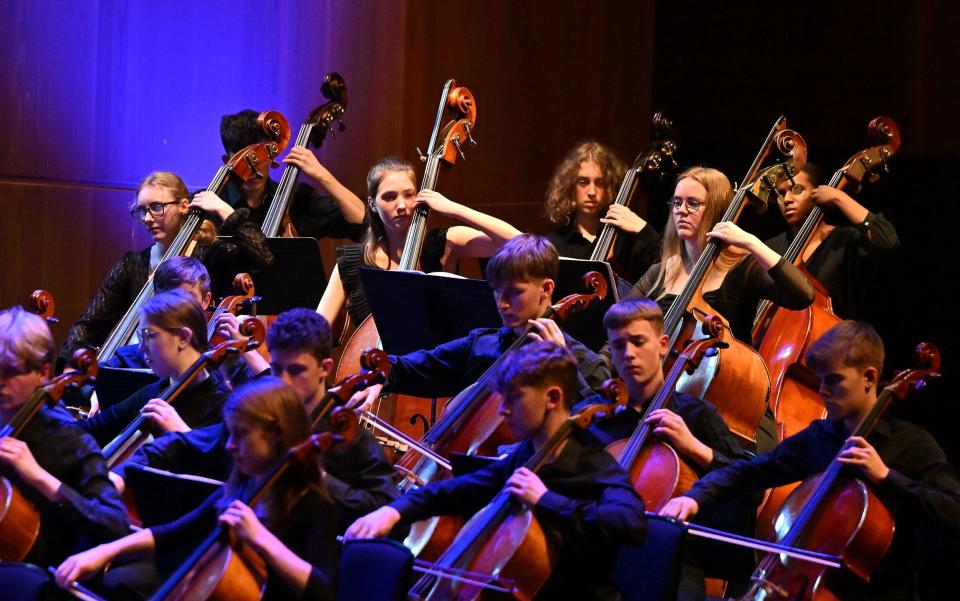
left=661, top=321, right=960, bottom=600
left=219, top=109, right=364, bottom=240
left=346, top=341, right=646, bottom=600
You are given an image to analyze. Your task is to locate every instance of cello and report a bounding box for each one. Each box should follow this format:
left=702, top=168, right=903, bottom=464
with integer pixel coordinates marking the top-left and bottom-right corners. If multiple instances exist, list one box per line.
left=0, top=349, right=98, bottom=561
left=406, top=386, right=628, bottom=601
left=261, top=72, right=348, bottom=238
left=207, top=273, right=260, bottom=346
left=29, top=289, right=58, bottom=325
left=752, top=116, right=901, bottom=537
left=148, top=408, right=359, bottom=601
left=663, top=121, right=808, bottom=445
left=607, top=315, right=729, bottom=511
left=740, top=342, right=940, bottom=600
left=335, top=79, right=478, bottom=442
left=394, top=272, right=607, bottom=557
left=102, top=320, right=265, bottom=469
left=97, top=111, right=291, bottom=364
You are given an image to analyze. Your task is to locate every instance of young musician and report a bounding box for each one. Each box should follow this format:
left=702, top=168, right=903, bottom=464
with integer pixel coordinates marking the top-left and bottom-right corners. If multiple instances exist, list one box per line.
left=57, top=377, right=339, bottom=601
left=0, top=306, right=128, bottom=567
left=627, top=166, right=814, bottom=343
left=59, top=170, right=272, bottom=366
left=316, top=155, right=521, bottom=327
left=78, top=289, right=230, bottom=445
left=576, top=298, right=756, bottom=598
left=661, top=321, right=960, bottom=600
left=218, top=109, right=366, bottom=239
left=544, top=141, right=661, bottom=282
left=346, top=341, right=646, bottom=600
left=102, top=256, right=214, bottom=369
left=767, top=163, right=900, bottom=319
left=110, top=308, right=398, bottom=533
left=348, top=234, right=609, bottom=410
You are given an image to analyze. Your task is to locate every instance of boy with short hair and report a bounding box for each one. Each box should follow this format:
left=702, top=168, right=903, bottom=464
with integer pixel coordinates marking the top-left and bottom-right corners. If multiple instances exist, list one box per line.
left=346, top=341, right=645, bottom=600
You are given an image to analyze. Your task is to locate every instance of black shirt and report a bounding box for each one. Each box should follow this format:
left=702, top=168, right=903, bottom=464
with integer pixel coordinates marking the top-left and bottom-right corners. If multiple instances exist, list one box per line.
left=630, top=256, right=814, bottom=343
left=391, top=429, right=647, bottom=600
left=151, top=486, right=337, bottom=601
left=116, top=421, right=398, bottom=534
left=8, top=404, right=129, bottom=566
left=765, top=211, right=899, bottom=320
left=686, top=416, right=960, bottom=600
left=223, top=178, right=362, bottom=241
left=387, top=326, right=610, bottom=402
left=77, top=373, right=230, bottom=447
left=548, top=223, right=661, bottom=284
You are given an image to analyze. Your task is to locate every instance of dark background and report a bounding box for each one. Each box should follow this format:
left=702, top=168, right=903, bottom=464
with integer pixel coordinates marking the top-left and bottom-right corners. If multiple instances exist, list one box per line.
left=1, top=1, right=956, bottom=459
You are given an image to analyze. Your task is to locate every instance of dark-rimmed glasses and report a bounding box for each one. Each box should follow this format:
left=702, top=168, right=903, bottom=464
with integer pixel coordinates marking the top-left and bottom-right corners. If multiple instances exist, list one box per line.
left=130, top=200, right=180, bottom=222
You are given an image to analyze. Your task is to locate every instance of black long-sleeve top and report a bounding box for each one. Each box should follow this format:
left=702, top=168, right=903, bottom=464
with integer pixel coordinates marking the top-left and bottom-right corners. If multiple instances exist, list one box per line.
left=59, top=207, right=273, bottom=365
left=573, top=391, right=750, bottom=475
left=151, top=487, right=337, bottom=601
left=386, top=326, right=610, bottom=403
left=391, top=429, right=647, bottom=600
left=629, top=256, right=814, bottom=343
left=8, top=404, right=129, bottom=566
left=114, top=421, right=398, bottom=534
left=548, top=223, right=662, bottom=284
left=685, top=416, right=960, bottom=600
left=77, top=373, right=229, bottom=447
left=222, top=178, right=363, bottom=241
left=765, top=211, right=899, bottom=320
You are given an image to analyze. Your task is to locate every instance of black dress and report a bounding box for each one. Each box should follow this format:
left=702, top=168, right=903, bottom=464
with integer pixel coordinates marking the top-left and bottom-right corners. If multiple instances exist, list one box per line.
left=336, top=227, right=448, bottom=326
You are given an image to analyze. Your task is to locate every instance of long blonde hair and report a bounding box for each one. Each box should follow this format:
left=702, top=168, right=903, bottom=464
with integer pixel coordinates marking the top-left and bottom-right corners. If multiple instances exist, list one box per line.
left=660, top=166, right=746, bottom=289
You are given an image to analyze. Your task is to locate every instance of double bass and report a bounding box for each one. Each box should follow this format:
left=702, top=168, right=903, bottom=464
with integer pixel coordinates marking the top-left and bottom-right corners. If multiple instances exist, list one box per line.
left=607, top=315, right=729, bottom=511
left=741, top=342, right=940, bottom=600
left=335, top=79, right=477, bottom=441
left=406, top=387, right=627, bottom=601
left=148, top=409, right=359, bottom=601
left=752, top=116, right=901, bottom=537
left=97, top=111, right=291, bottom=364
left=663, top=120, right=808, bottom=445
left=261, top=72, right=348, bottom=238
left=0, top=349, right=98, bottom=561
left=589, top=112, right=678, bottom=294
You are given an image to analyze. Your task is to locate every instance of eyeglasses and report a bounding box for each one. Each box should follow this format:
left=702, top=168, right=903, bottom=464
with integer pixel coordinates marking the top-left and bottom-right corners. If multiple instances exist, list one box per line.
left=130, top=200, right=180, bottom=222
left=138, top=328, right=165, bottom=343
left=667, top=197, right=704, bottom=213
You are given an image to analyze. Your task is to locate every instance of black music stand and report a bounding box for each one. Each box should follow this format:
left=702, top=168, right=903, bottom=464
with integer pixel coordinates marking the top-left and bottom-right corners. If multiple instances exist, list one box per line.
left=125, top=463, right=223, bottom=526
left=554, top=258, right=620, bottom=352
left=217, top=236, right=325, bottom=314
left=360, top=269, right=501, bottom=355
left=94, top=366, right=159, bottom=410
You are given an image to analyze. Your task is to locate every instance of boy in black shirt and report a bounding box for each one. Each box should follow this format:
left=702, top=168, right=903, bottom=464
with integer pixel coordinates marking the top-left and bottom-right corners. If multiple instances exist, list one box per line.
left=661, top=321, right=960, bottom=600
left=346, top=341, right=645, bottom=600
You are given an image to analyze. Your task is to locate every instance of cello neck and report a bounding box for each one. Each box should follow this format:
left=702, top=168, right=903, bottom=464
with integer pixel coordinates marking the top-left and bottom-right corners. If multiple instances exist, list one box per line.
left=262, top=122, right=315, bottom=237
left=617, top=358, right=687, bottom=469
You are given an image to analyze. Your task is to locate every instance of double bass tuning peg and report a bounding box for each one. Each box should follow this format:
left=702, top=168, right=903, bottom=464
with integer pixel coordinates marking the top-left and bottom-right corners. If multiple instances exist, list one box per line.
left=464, top=122, right=478, bottom=147
left=416, top=147, right=428, bottom=162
